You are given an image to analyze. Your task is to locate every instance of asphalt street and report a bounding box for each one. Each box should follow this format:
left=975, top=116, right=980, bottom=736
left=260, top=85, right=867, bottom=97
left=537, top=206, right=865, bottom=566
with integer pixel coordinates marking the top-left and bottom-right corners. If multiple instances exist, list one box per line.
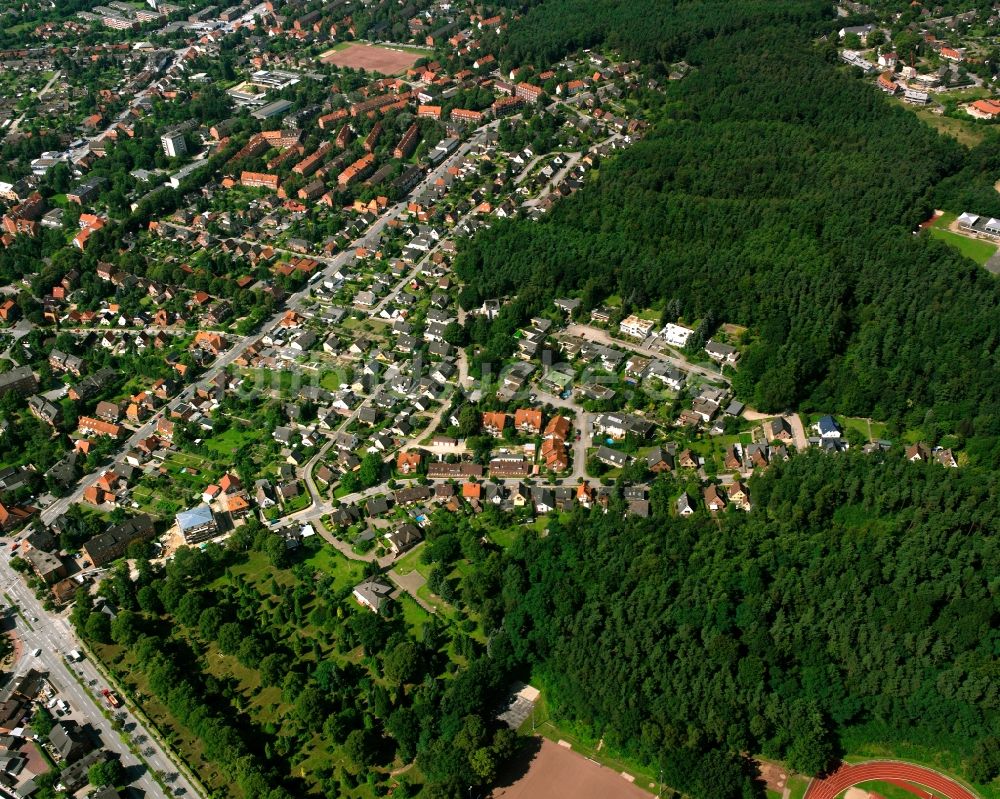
left=0, top=555, right=195, bottom=799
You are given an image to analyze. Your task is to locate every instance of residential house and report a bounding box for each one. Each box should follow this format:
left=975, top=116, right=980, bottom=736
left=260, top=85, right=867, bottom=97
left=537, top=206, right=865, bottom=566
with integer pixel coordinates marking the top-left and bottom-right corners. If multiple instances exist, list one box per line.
left=814, top=415, right=842, bottom=439
left=482, top=411, right=508, bottom=436
left=646, top=446, right=674, bottom=473
left=176, top=504, right=217, bottom=544
left=619, top=315, right=655, bottom=339
left=676, top=492, right=695, bottom=516
left=353, top=579, right=393, bottom=613
left=593, top=412, right=655, bottom=440
left=384, top=523, right=422, bottom=555
left=514, top=408, right=543, bottom=435
left=703, top=484, right=727, bottom=513
left=705, top=340, right=740, bottom=365
left=396, top=450, right=423, bottom=475
left=764, top=417, right=794, bottom=444
left=595, top=445, right=628, bottom=469
left=82, top=514, right=155, bottom=568
left=728, top=481, right=751, bottom=511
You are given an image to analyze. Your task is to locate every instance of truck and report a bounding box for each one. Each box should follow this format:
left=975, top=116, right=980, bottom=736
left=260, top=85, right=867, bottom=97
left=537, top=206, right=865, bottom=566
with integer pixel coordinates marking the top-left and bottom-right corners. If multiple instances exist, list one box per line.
left=101, top=689, right=120, bottom=709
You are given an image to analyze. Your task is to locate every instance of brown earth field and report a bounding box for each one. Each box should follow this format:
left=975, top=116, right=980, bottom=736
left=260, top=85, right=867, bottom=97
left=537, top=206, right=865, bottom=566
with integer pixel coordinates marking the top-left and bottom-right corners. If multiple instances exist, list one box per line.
left=490, top=738, right=653, bottom=799
left=321, top=43, right=421, bottom=75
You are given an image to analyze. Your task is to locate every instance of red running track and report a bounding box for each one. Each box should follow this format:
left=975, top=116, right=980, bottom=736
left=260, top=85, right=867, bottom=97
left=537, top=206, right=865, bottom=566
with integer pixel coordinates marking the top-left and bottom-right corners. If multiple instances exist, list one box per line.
left=804, top=761, right=980, bottom=799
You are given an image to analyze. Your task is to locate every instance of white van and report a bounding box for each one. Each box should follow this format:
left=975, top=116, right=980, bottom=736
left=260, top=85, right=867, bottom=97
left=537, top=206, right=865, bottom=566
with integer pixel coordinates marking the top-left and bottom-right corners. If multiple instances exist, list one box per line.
left=31, top=648, right=41, bottom=658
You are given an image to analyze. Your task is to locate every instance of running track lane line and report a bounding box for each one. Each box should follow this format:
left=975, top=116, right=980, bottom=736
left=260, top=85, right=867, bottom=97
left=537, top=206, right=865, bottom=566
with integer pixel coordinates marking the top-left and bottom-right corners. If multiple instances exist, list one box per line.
left=803, top=760, right=980, bottom=799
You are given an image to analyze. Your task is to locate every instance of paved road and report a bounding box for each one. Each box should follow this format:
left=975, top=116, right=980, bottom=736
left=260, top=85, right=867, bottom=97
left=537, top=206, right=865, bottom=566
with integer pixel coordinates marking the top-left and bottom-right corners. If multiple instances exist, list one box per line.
left=0, top=557, right=194, bottom=799
left=786, top=413, right=808, bottom=451
left=531, top=387, right=590, bottom=480
left=367, top=121, right=503, bottom=319
left=8, top=71, right=61, bottom=135
left=386, top=568, right=434, bottom=612
left=565, top=323, right=729, bottom=384
left=804, top=761, right=980, bottom=799
left=0, top=321, right=33, bottom=361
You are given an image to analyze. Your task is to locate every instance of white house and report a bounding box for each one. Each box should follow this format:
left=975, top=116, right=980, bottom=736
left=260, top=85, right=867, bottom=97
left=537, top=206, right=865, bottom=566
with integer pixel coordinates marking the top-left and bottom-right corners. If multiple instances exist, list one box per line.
left=659, top=323, right=694, bottom=348
left=619, top=315, right=655, bottom=339
left=814, top=415, right=842, bottom=439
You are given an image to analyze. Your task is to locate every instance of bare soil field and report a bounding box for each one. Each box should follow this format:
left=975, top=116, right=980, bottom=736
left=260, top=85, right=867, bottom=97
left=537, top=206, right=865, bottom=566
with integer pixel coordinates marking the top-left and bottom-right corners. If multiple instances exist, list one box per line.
left=321, top=43, right=420, bottom=75
left=491, top=738, right=653, bottom=799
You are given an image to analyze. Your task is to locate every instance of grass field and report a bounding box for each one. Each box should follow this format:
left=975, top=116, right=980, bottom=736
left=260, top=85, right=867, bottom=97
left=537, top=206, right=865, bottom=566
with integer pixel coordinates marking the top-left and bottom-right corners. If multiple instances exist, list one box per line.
left=909, top=105, right=987, bottom=148
left=398, top=593, right=432, bottom=638
left=202, top=425, right=264, bottom=457
left=839, top=416, right=887, bottom=442
left=848, top=781, right=948, bottom=799
left=929, top=212, right=998, bottom=265
left=788, top=775, right=810, bottom=799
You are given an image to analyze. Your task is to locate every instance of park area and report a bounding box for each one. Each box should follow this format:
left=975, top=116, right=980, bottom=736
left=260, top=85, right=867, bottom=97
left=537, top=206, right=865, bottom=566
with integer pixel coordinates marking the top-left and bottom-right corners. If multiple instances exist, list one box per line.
left=320, top=42, right=423, bottom=74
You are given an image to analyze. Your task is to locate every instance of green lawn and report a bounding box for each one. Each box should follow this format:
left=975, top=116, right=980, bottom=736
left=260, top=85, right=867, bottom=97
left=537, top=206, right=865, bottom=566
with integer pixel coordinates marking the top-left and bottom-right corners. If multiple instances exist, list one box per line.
left=393, top=544, right=431, bottom=578
left=929, top=212, right=998, bottom=265
left=398, top=593, right=432, bottom=639
left=303, top=544, right=365, bottom=590
left=787, top=775, right=809, bottom=799
left=849, top=781, right=947, bottom=799
left=929, top=226, right=998, bottom=265
left=488, top=526, right=521, bottom=549
left=908, top=104, right=987, bottom=147
left=319, top=371, right=343, bottom=390
left=839, top=416, right=887, bottom=442
left=280, top=491, right=312, bottom=514
left=202, top=425, right=263, bottom=457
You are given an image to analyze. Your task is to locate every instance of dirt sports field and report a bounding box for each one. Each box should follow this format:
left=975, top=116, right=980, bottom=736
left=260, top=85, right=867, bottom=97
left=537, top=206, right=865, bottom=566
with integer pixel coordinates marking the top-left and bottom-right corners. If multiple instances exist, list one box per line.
left=321, top=43, right=421, bottom=75
left=490, top=738, right=652, bottom=799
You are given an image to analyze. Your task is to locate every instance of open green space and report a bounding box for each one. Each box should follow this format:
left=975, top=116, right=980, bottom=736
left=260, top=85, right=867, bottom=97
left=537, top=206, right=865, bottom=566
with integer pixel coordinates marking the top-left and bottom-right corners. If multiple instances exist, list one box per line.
left=847, top=781, right=947, bottom=799
left=928, top=213, right=998, bottom=266
left=787, top=775, right=809, bottom=799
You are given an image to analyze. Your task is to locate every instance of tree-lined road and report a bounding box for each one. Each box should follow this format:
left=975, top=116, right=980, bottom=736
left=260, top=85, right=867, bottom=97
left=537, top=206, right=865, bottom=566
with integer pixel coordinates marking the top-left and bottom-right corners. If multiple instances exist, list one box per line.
left=0, top=555, right=195, bottom=798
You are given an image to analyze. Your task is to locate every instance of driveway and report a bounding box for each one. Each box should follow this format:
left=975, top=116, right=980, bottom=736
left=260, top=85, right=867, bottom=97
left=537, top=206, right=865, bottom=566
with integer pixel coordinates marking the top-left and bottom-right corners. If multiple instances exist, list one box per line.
left=387, top=567, right=435, bottom=613
left=787, top=413, right=809, bottom=450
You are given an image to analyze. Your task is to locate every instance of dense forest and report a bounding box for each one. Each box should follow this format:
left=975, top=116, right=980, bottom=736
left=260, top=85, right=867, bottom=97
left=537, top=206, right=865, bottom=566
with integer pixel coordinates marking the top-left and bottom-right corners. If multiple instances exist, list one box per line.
left=476, top=452, right=1000, bottom=794
left=457, top=9, right=1000, bottom=467
left=495, top=0, right=828, bottom=66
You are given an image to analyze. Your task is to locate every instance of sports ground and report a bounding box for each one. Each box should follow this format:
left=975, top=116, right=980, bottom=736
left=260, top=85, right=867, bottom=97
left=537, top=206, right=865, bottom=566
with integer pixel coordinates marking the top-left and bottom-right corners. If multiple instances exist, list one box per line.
left=320, top=43, right=422, bottom=75
left=804, top=761, right=980, bottom=799
left=490, top=738, right=652, bottom=799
